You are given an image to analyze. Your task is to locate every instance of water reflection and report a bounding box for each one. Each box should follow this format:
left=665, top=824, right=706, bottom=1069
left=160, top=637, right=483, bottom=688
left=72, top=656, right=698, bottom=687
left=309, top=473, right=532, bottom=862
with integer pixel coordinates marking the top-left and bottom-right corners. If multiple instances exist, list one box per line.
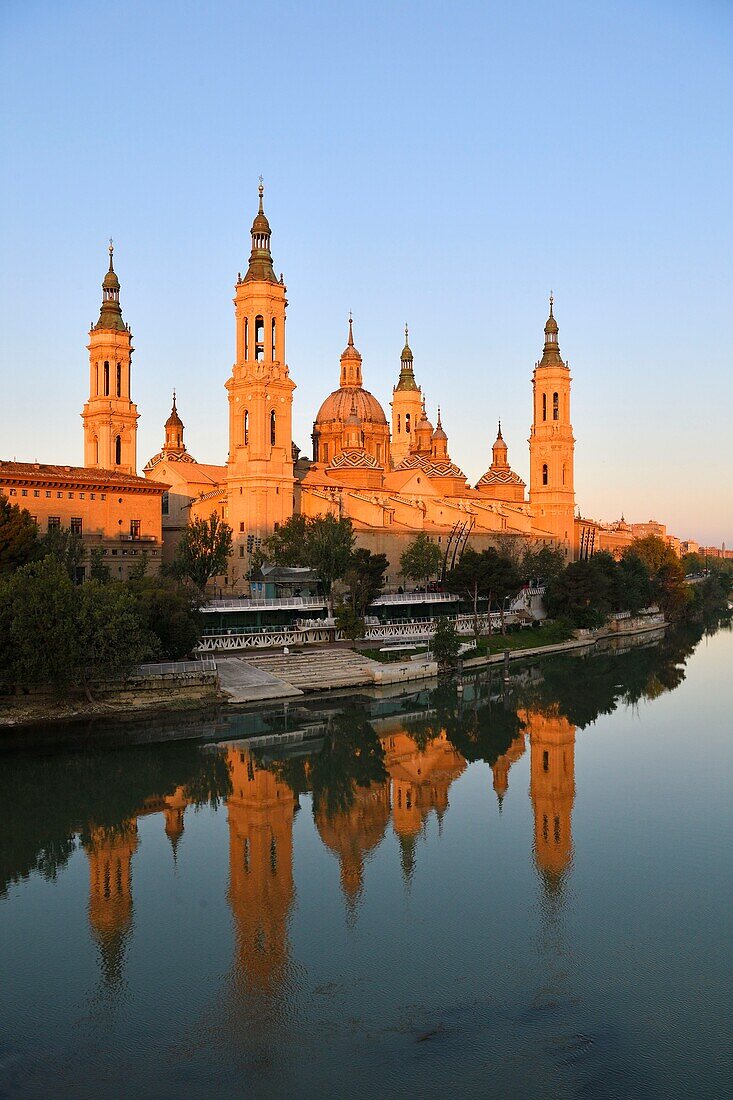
left=0, top=619, right=725, bottom=1026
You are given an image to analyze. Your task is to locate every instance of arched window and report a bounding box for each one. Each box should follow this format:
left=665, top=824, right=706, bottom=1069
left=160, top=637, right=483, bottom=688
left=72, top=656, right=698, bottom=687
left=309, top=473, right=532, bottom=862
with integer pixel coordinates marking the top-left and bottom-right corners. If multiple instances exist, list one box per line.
left=244, top=410, right=249, bottom=446
left=255, top=316, right=264, bottom=361
left=104, top=361, right=110, bottom=396
left=116, top=363, right=121, bottom=397
left=322, top=442, right=329, bottom=462
left=397, top=414, right=401, bottom=433
left=96, top=363, right=100, bottom=395
left=94, top=437, right=99, bottom=464
left=270, top=409, right=276, bottom=445
left=405, top=412, right=411, bottom=433
left=271, top=318, right=276, bottom=360
left=542, top=463, right=548, bottom=485
left=115, top=435, right=122, bottom=465
left=244, top=318, right=249, bottom=361
left=553, top=391, right=559, bottom=420
left=562, top=462, right=566, bottom=486
left=542, top=392, right=547, bottom=421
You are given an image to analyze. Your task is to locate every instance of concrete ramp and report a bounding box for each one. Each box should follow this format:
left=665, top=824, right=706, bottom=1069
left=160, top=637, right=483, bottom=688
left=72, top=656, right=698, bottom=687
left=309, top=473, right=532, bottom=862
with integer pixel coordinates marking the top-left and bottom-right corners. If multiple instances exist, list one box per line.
left=216, top=657, right=303, bottom=703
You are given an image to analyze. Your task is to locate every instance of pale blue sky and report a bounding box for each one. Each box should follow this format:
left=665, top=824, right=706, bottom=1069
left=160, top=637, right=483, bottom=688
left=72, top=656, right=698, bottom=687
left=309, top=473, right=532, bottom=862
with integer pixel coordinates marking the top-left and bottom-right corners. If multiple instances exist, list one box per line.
left=1, top=0, right=731, bottom=544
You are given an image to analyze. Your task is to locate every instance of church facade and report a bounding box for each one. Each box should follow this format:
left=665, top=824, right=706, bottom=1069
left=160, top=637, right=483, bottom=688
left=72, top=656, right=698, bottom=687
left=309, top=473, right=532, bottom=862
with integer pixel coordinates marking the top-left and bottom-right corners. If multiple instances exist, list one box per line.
left=146, top=186, right=581, bottom=589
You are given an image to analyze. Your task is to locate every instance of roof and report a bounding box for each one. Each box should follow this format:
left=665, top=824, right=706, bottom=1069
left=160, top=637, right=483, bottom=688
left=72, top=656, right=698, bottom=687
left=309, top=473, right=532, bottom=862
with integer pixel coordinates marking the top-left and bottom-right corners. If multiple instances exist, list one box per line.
left=0, top=460, right=167, bottom=492
left=315, top=385, right=388, bottom=425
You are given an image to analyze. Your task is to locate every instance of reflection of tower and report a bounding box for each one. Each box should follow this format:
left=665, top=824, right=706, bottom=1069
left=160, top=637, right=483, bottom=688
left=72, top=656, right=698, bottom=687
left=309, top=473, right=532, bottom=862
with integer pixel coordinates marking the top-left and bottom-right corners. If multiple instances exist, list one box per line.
left=315, top=782, right=390, bottom=919
left=491, top=732, right=527, bottom=807
left=226, top=747, right=296, bottom=997
left=380, top=727, right=466, bottom=882
left=84, top=819, right=139, bottom=987
left=162, top=785, right=188, bottom=858
left=521, top=707, right=576, bottom=883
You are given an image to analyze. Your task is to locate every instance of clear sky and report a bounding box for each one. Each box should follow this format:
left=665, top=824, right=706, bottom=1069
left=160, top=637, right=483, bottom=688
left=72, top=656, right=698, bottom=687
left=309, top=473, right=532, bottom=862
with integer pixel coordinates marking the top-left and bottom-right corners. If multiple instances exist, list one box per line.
left=1, top=0, right=731, bottom=546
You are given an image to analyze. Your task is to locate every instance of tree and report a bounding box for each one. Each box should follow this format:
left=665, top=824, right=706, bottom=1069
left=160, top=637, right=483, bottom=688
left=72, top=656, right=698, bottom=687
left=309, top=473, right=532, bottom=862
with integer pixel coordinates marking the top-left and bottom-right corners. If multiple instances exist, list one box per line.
left=0, top=495, right=39, bottom=575
left=4, top=558, right=80, bottom=692
left=616, top=553, right=652, bottom=614
left=448, top=547, right=492, bottom=646
left=400, top=532, right=440, bottom=591
left=263, top=514, right=309, bottom=566
left=544, top=558, right=609, bottom=628
left=334, top=601, right=364, bottom=643
left=75, top=581, right=152, bottom=700
left=342, top=548, right=388, bottom=616
left=88, top=546, right=110, bottom=582
left=305, top=514, right=355, bottom=608
left=482, top=549, right=522, bottom=634
left=431, top=617, right=461, bottom=673
left=39, top=525, right=84, bottom=580
left=623, top=536, right=687, bottom=620
left=127, top=575, right=202, bottom=659
left=174, top=512, right=233, bottom=591
left=521, top=544, right=565, bottom=586
left=681, top=552, right=704, bottom=577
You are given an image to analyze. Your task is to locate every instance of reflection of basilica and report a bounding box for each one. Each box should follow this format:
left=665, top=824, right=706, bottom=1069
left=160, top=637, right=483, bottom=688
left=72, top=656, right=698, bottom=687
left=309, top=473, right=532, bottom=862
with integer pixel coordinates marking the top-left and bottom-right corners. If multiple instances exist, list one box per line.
left=78, top=707, right=576, bottom=993
left=225, top=747, right=297, bottom=997
left=491, top=708, right=576, bottom=880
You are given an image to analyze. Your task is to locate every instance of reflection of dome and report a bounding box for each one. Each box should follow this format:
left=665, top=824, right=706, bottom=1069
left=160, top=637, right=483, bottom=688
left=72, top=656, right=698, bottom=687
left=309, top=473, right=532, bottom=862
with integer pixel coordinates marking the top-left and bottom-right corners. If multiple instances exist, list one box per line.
left=315, top=387, right=388, bottom=425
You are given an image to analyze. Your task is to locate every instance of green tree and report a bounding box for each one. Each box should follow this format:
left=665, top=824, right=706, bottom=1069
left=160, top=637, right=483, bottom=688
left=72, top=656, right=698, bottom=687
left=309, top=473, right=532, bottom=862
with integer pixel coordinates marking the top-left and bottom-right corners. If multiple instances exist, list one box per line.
left=0, top=495, right=39, bottom=576
left=400, top=532, right=440, bottom=591
left=174, top=512, right=233, bottom=591
left=616, top=553, right=653, bottom=614
left=263, top=514, right=309, bottom=566
left=623, top=536, right=687, bottom=620
left=75, top=581, right=152, bottom=700
left=482, top=549, right=522, bottom=634
left=305, top=514, right=355, bottom=608
left=342, top=548, right=388, bottom=616
left=681, top=552, right=704, bottom=577
left=448, top=547, right=493, bottom=646
left=334, top=601, right=365, bottom=643
left=431, top=617, right=461, bottom=673
left=544, top=558, right=609, bottom=628
left=4, top=558, right=80, bottom=692
left=127, top=575, right=202, bottom=659
left=39, top=525, right=84, bottom=580
left=88, top=546, right=111, bottom=582
left=521, top=544, right=565, bottom=586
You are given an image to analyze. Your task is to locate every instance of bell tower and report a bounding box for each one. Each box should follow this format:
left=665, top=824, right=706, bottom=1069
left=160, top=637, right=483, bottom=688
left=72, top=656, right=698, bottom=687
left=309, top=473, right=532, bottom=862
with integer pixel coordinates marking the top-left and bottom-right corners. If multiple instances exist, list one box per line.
left=82, top=243, right=139, bottom=475
left=529, top=296, right=575, bottom=558
left=390, top=325, right=423, bottom=466
left=225, top=183, right=295, bottom=547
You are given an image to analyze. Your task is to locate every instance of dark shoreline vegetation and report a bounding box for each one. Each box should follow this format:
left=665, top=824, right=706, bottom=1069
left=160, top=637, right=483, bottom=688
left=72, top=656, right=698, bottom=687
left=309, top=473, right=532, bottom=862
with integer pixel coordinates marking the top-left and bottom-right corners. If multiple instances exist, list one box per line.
left=1, top=612, right=729, bottom=904
left=1, top=495, right=731, bottom=707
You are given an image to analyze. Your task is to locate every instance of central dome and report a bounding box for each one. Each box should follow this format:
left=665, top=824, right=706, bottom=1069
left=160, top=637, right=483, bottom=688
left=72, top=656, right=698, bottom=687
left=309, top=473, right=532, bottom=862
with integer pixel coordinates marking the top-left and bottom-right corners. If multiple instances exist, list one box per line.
left=315, top=386, right=388, bottom=425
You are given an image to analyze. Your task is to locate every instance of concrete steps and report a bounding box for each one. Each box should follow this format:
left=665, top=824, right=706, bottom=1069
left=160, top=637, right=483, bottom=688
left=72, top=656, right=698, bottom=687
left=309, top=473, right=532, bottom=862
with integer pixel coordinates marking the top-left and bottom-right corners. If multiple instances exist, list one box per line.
left=240, top=648, right=380, bottom=691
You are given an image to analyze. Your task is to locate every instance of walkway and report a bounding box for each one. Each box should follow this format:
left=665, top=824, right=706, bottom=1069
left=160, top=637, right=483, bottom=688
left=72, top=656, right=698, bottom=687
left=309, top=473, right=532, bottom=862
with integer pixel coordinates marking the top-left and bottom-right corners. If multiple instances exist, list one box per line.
left=240, top=647, right=381, bottom=693
left=216, top=657, right=304, bottom=703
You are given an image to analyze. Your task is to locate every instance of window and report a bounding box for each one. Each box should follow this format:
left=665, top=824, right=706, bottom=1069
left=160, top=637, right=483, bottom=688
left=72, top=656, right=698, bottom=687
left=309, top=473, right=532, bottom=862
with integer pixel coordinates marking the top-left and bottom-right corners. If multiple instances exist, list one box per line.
left=244, top=410, right=249, bottom=445
left=271, top=318, right=276, bottom=360
left=405, top=412, right=411, bottom=433
left=240, top=522, right=245, bottom=532
left=542, top=464, right=548, bottom=485
left=47, top=516, right=60, bottom=531
left=116, top=363, right=121, bottom=397
left=130, top=519, right=141, bottom=538
left=244, top=318, right=249, bottom=361
left=90, top=493, right=96, bottom=500
left=79, top=493, right=84, bottom=500
left=553, top=391, right=559, bottom=420
left=376, top=443, right=382, bottom=462
left=543, top=750, right=549, bottom=772
left=239, top=545, right=244, bottom=557
left=162, top=491, right=169, bottom=516
left=562, top=463, right=566, bottom=486
left=115, top=435, right=122, bottom=465
left=101, top=494, right=106, bottom=501
left=21, top=489, right=27, bottom=497
left=8, top=489, right=16, bottom=496
left=542, top=392, right=547, bottom=421
left=255, top=315, right=264, bottom=361
left=33, top=490, right=39, bottom=497
left=322, top=443, right=328, bottom=462
left=397, top=414, right=401, bottom=433
left=68, top=492, right=73, bottom=499
left=45, top=491, right=51, bottom=498
left=70, top=517, right=82, bottom=535
left=104, top=361, right=110, bottom=396
left=270, top=409, right=276, bottom=446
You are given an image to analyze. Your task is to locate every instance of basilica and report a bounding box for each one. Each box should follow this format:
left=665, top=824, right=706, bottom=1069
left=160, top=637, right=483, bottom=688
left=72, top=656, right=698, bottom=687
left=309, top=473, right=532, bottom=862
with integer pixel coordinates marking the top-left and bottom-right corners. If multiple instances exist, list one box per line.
left=3, top=185, right=690, bottom=587
left=144, top=184, right=577, bottom=586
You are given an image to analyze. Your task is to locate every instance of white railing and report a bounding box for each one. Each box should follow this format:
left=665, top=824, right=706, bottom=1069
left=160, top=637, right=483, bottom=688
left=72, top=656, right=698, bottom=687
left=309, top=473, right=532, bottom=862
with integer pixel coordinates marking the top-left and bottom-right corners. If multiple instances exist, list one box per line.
left=195, top=612, right=522, bottom=652
left=370, top=591, right=459, bottom=606
left=202, top=596, right=326, bottom=613
left=134, top=658, right=217, bottom=676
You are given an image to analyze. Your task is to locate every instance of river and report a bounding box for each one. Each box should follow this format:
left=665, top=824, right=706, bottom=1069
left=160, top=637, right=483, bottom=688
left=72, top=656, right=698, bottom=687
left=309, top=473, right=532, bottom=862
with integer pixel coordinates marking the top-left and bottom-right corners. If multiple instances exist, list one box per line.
left=1, top=620, right=731, bottom=1098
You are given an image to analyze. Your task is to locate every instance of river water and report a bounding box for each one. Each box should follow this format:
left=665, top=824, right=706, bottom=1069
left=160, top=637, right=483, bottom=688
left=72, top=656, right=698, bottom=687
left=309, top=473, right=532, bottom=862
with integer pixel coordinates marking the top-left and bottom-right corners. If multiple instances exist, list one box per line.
left=1, top=621, right=732, bottom=1099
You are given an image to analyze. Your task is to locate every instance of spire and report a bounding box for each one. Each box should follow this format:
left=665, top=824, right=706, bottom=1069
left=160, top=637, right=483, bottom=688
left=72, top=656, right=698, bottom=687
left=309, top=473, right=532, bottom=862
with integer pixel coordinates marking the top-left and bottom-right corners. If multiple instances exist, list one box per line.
left=94, top=240, right=125, bottom=331
left=340, top=313, right=363, bottom=387
left=539, top=292, right=565, bottom=367
left=497, top=419, right=503, bottom=440
left=164, top=389, right=185, bottom=453
left=244, top=178, right=278, bottom=283
left=492, top=420, right=509, bottom=469
left=395, top=322, right=418, bottom=391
